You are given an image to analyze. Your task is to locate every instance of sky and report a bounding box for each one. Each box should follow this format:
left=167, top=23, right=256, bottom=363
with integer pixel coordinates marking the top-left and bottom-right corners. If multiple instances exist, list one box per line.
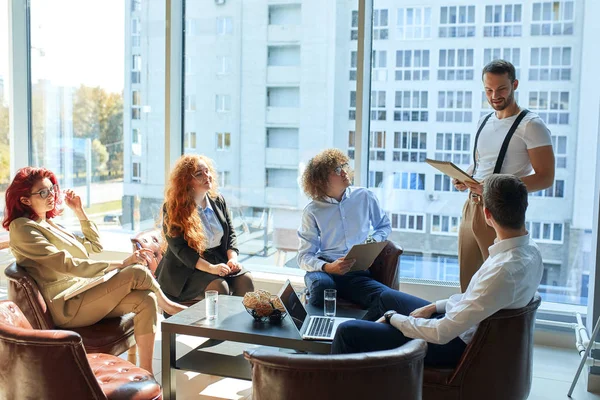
left=0, top=0, right=125, bottom=98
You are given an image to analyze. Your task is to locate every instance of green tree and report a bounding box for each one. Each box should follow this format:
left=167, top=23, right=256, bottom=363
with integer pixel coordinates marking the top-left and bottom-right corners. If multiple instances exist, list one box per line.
left=91, top=139, right=109, bottom=176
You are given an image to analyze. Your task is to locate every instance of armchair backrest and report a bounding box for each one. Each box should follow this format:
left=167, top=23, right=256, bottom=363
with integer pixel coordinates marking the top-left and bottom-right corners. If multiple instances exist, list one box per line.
left=0, top=300, right=106, bottom=400
left=244, top=338, right=426, bottom=400
left=450, top=294, right=542, bottom=400
left=4, top=262, right=56, bottom=330
left=130, top=229, right=163, bottom=276
left=370, top=240, right=403, bottom=290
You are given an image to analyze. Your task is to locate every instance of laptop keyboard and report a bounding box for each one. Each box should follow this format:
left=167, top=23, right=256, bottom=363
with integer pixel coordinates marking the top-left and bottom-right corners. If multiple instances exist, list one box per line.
left=307, top=317, right=335, bottom=338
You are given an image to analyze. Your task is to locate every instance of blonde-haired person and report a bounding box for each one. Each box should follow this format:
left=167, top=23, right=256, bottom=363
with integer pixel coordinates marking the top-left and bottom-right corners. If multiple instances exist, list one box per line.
left=156, top=154, right=254, bottom=302
left=298, top=148, right=392, bottom=320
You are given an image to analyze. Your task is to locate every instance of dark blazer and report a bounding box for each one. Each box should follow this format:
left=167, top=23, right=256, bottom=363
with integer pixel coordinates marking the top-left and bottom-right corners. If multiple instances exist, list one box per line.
left=156, top=195, right=239, bottom=299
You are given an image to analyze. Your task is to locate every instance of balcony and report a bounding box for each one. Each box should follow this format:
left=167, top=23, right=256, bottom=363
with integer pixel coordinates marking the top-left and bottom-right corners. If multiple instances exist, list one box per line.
left=267, top=66, right=300, bottom=84
left=266, top=148, right=298, bottom=167
left=266, top=107, right=300, bottom=125
left=267, top=25, right=300, bottom=43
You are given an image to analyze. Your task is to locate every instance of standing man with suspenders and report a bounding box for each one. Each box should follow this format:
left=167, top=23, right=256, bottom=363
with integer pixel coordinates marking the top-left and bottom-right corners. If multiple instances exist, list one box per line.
left=454, top=60, right=555, bottom=292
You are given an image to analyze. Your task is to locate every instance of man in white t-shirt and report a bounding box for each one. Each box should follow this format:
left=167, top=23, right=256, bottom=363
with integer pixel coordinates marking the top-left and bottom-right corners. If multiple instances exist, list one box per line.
left=453, top=59, right=555, bottom=291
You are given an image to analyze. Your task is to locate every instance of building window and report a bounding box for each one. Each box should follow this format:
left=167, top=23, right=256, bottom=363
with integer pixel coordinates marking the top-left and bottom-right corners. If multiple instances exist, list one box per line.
left=216, top=17, right=233, bottom=35
left=369, top=131, right=386, bottom=161
left=531, top=1, right=574, bottom=36
left=217, top=55, right=232, bottom=75
left=349, top=51, right=357, bottom=80
left=390, top=212, right=425, bottom=232
left=439, top=5, right=475, bottom=38
left=526, top=221, right=564, bottom=243
left=368, top=171, right=384, bottom=188
left=216, top=94, right=231, bottom=112
left=395, top=50, right=430, bottom=81
left=372, top=50, right=387, bottom=81
left=132, top=54, right=141, bottom=71
left=528, top=91, right=569, bottom=125
left=132, top=128, right=141, bottom=145
left=552, top=135, right=567, bottom=168
left=394, top=91, right=428, bottom=122
left=531, top=179, right=565, bottom=198
left=434, top=174, right=460, bottom=192
left=131, top=108, right=141, bottom=120
left=184, top=131, right=196, bottom=149
left=484, top=4, right=522, bottom=37
left=219, top=171, right=231, bottom=187
left=435, top=132, right=470, bottom=165
left=394, top=132, right=427, bottom=162
left=349, top=91, right=356, bottom=120
left=216, top=132, right=231, bottom=151
left=266, top=168, right=298, bottom=188
left=348, top=131, right=355, bottom=160
left=433, top=254, right=460, bottom=281
left=185, top=19, right=198, bottom=36
left=132, top=90, right=141, bottom=106
left=397, top=7, right=432, bottom=39
left=393, top=172, right=425, bottom=190
left=131, top=0, right=141, bottom=12
left=432, top=215, right=461, bottom=235
left=131, top=18, right=140, bottom=47
left=438, top=49, right=474, bottom=80
left=351, top=10, right=358, bottom=40
left=436, top=91, right=473, bottom=123
left=185, top=94, right=196, bottom=112
left=483, top=48, right=520, bottom=78
left=373, top=9, right=389, bottom=40
left=530, top=47, right=572, bottom=81
left=132, top=162, right=141, bottom=183
left=371, top=91, right=386, bottom=120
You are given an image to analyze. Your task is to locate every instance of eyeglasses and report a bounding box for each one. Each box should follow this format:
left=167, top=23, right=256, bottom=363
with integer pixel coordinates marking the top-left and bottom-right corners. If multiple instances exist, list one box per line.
left=31, top=184, right=59, bottom=200
left=334, top=163, right=351, bottom=176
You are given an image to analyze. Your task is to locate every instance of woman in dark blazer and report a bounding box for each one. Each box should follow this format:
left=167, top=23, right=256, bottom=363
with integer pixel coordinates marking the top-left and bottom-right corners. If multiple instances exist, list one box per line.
left=156, top=154, right=254, bottom=302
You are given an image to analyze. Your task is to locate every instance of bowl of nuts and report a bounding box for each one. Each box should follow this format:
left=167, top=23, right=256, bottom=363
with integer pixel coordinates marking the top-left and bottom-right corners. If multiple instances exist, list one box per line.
left=242, top=289, right=287, bottom=322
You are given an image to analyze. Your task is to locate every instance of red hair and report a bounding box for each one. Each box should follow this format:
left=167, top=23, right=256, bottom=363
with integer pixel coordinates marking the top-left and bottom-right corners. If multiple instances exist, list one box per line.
left=2, top=167, right=63, bottom=231
left=161, top=155, right=220, bottom=254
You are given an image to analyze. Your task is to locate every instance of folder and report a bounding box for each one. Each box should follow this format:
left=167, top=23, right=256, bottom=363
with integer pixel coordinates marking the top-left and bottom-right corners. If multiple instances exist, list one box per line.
left=425, top=158, right=479, bottom=185
left=345, top=241, right=388, bottom=272
left=63, top=269, right=119, bottom=300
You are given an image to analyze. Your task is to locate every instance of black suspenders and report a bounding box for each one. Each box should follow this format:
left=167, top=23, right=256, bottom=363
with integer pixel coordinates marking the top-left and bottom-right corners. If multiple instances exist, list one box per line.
left=472, top=109, right=530, bottom=177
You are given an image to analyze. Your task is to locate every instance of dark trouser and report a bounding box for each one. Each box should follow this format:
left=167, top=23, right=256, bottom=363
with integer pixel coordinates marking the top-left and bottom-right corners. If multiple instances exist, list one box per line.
left=304, top=270, right=390, bottom=321
left=331, top=290, right=467, bottom=368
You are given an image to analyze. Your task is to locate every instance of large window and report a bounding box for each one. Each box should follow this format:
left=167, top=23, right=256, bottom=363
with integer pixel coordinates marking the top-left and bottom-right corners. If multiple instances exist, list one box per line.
left=0, top=0, right=9, bottom=215
left=368, top=0, right=598, bottom=307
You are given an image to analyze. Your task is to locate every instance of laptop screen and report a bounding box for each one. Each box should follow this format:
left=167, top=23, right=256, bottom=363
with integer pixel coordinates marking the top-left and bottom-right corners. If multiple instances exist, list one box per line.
left=279, top=281, right=307, bottom=332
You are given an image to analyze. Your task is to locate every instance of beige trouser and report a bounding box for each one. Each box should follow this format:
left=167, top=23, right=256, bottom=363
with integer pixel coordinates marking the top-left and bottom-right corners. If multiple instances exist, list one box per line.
left=61, top=264, right=160, bottom=335
left=458, top=193, right=497, bottom=292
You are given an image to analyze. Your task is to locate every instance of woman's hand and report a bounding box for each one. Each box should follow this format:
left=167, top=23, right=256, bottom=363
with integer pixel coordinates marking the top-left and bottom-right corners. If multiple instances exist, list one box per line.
left=121, top=249, right=153, bottom=268
left=210, top=263, right=232, bottom=277
left=227, top=259, right=242, bottom=274
left=63, top=189, right=89, bottom=220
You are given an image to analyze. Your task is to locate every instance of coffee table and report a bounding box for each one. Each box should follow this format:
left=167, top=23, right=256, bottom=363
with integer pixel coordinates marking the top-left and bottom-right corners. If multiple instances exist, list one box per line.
left=161, top=295, right=366, bottom=400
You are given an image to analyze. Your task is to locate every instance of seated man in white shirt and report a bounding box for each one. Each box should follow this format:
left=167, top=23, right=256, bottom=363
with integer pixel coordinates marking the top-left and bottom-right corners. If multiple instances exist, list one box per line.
left=331, top=174, right=544, bottom=368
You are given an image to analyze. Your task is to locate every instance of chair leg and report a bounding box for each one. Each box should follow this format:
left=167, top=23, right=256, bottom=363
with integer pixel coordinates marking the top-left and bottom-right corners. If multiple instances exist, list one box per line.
left=127, top=345, right=137, bottom=365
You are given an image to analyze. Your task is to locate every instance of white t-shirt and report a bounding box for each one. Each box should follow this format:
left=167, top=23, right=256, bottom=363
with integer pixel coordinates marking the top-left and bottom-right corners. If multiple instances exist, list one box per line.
left=473, top=110, right=552, bottom=181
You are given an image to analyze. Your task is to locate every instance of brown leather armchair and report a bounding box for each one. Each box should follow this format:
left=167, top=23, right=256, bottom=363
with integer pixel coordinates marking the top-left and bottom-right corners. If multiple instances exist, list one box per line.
left=0, top=300, right=161, bottom=400
left=4, top=262, right=136, bottom=357
left=244, top=338, right=427, bottom=400
left=370, top=240, right=403, bottom=290
left=423, top=294, right=542, bottom=400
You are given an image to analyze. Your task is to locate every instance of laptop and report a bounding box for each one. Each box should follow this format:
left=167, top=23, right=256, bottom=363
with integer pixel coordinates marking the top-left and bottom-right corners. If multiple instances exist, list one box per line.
left=278, top=280, right=354, bottom=341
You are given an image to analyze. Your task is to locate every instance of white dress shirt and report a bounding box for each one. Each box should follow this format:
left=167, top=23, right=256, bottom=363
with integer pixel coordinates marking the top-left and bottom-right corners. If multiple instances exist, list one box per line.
left=297, top=186, right=391, bottom=272
left=198, top=197, right=224, bottom=249
left=390, top=233, right=543, bottom=345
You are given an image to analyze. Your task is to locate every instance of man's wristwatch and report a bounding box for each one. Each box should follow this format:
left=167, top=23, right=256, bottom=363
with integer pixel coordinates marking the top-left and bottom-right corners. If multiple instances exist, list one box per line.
left=384, top=310, right=397, bottom=324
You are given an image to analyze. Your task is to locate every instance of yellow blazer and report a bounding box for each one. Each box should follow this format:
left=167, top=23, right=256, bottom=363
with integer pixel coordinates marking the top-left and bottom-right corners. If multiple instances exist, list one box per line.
left=9, top=217, right=111, bottom=326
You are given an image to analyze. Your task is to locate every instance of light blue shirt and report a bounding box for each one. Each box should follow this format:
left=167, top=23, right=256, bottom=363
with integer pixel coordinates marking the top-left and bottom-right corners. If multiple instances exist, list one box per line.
left=297, top=186, right=391, bottom=272
left=199, top=198, right=224, bottom=249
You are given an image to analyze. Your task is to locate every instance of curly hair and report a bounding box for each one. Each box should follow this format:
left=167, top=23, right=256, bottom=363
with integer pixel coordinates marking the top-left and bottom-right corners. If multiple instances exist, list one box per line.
left=161, top=154, right=220, bottom=253
left=2, top=167, right=63, bottom=230
left=301, top=148, right=350, bottom=201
